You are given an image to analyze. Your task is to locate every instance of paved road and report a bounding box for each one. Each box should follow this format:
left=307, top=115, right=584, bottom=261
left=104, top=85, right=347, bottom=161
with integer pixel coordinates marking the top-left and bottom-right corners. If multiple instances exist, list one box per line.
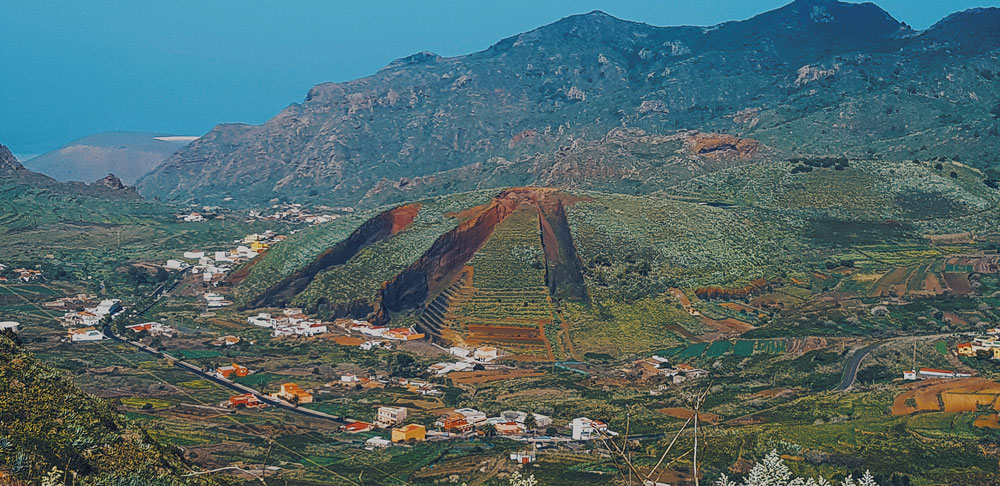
left=834, top=342, right=884, bottom=391
left=833, top=332, right=962, bottom=392
left=103, top=328, right=348, bottom=425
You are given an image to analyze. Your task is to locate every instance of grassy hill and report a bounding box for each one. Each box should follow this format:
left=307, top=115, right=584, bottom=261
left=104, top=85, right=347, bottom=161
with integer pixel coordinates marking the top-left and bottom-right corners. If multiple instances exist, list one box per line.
left=0, top=332, right=227, bottom=485
left=233, top=159, right=1000, bottom=356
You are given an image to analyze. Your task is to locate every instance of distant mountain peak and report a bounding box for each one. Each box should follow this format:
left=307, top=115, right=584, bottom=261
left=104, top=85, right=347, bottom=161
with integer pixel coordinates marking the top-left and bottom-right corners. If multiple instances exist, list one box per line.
left=0, top=144, right=25, bottom=171
left=95, top=173, right=127, bottom=190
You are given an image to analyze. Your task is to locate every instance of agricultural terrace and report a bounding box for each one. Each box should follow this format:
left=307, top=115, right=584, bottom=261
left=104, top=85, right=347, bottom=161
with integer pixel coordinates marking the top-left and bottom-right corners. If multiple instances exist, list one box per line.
left=666, top=159, right=1000, bottom=227
left=447, top=206, right=555, bottom=359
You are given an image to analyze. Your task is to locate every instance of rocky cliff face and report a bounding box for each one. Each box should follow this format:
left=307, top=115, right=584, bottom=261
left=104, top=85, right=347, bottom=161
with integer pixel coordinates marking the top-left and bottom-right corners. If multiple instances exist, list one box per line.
left=137, top=1, right=1000, bottom=207
left=0, top=144, right=25, bottom=171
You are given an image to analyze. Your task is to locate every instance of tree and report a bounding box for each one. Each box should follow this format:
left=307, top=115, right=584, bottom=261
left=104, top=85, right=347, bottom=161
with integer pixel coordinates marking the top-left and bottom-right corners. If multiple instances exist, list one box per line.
left=523, top=412, right=538, bottom=434
left=480, top=423, right=497, bottom=437
left=715, top=450, right=879, bottom=486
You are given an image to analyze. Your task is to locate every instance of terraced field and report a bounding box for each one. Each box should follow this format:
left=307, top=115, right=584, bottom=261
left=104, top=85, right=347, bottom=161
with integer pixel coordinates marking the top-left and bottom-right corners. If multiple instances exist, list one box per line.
left=444, top=207, right=556, bottom=359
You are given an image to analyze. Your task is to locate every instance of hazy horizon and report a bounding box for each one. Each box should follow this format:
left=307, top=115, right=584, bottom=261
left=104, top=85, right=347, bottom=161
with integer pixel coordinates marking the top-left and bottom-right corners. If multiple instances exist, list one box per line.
left=3, top=0, right=999, bottom=157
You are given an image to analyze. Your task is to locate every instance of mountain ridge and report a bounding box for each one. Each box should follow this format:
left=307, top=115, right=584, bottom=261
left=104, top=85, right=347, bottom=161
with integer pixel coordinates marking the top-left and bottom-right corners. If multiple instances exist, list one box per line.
left=138, top=0, right=1000, bottom=207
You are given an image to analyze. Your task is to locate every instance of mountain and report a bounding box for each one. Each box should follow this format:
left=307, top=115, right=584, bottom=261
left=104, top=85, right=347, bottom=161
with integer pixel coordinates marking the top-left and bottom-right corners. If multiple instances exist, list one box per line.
left=0, top=144, right=25, bottom=171
left=137, top=0, right=1000, bottom=208
left=25, top=131, right=194, bottom=185
left=0, top=143, right=151, bottom=232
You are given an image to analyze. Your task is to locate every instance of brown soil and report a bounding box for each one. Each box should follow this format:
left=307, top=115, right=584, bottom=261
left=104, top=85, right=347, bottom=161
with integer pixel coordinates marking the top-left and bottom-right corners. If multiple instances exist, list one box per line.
left=871, top=266, right=910, bottom=297
left=389, top=203, right=421, bottom=234
left=974, top=414, right=1000, bottom=429
left=700, top=317, right=753, bottom=335
left=658, top=407, right=720, bottom=424
left=333, top=336, right=364, bottom=346
left=448, top=369, right=545, bottom=385
left=943, top=273, right=973, bottom=295
left=892, top=378, right=1000, bottom=415
left=922, top=273, right=945, bottom=294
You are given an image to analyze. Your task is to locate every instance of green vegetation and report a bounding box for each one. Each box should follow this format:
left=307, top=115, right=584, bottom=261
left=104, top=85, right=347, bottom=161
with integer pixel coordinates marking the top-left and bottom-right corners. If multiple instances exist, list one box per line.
left=0, top=333, right=226, bottom=485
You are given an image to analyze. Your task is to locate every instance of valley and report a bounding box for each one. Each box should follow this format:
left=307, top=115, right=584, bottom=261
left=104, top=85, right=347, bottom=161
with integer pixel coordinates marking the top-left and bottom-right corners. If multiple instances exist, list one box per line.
left=4, top=1, right=1000, bottom=484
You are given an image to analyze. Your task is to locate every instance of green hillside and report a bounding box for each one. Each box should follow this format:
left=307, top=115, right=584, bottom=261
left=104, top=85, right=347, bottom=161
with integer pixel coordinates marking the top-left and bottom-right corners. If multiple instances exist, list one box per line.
left=0, top=332, right=226, bottom=485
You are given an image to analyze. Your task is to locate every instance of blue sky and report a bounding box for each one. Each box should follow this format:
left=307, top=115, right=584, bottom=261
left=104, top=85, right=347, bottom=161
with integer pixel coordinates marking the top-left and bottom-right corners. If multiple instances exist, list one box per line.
left=2, top=0, right=998, bottom=157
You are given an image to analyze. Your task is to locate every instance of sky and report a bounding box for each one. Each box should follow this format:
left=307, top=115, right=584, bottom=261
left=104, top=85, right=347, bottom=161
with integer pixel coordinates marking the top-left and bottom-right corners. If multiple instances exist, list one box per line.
left=2, top=0, right=999, bottom=158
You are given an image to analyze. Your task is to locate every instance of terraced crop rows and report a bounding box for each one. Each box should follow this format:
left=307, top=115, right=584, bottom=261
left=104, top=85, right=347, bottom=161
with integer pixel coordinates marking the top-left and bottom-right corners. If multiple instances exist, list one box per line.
left=444, top=206, right=556, bottom=359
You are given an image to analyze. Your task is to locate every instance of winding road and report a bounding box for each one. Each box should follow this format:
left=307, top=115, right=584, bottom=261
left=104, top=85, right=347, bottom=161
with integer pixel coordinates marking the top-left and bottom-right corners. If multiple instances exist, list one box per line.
left=834, top=332, right=961, bottom=392
left=834, top=342, right=884, bottom=391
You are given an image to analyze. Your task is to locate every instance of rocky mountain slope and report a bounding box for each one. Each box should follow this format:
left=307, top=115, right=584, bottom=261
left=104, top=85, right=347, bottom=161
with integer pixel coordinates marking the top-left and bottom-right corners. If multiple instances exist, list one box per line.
left=0, top=144, right=25, bottom=172
left=25, top=131, right=193, bottom=185
left=0, top=143, right=140, bottom=199
left=138, top=0, right=1000, bottom=208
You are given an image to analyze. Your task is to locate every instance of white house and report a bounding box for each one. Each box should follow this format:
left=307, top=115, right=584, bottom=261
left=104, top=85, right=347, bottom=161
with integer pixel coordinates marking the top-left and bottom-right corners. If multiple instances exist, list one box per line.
left=165, top=259, right=185, bottom=270
left=0, top=321, right=20, bottom=332
left=571, top=417, right=613, bottom=440
left=71, top=330, right=105, bottom=342
left=365, top=437, right=392, bottom=449
left=474, top=346, right=499, bottom=362
left=454, top=408, right=488, bottom=426
left=183, top=251, right=206, bottom=259
left=377, top=406, right=407, bottom=426
left=248, top=313, right=275, bottom=327
left=449, top=347, right=471, bottom=358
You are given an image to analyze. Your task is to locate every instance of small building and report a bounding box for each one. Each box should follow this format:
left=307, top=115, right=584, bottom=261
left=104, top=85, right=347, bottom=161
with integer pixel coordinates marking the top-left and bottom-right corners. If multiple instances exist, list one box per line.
left=916, top=368, right=972, bottom=379
left=0, top=321, right=20, bottom=333
left=474, top=346, right=499, bottom=362
left=391, top=424, right=426, bottom=443
left=494, top=422, right=523, bottom=436
left=212, top=335, right=241, bottom=347
left=957, top=342, right=976, bottom=357
left=70, top=328, right=104, bottom=342
left=454, top=408, right=488, bottom=426
left=216, top=363, right=250, bottom=379
left=439, top=413, right=473, bottom=433
left=273, top=383, right=313, bottom=404
left=228, top=393, right=266, bottom=409
left=248, top=313, right=274, bottom=327
left=571, top=417, right=612, bottom=441
left=510, top=451, right=536, bottom=464
left=165, top=259, right=185, bottom=270
left=377, top=406, right=407, bottom=426
left=365, top=437, right=392, bottom=449
left=183, top=251, right=206, bottom=259
left=343, top=421, right=374, bottom=434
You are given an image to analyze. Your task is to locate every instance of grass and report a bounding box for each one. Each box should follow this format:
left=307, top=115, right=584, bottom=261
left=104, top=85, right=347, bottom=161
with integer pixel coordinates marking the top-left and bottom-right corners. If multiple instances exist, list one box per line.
left=734, top=340, right=755, bottom=357
left=705, top=340, right=732, bottom=358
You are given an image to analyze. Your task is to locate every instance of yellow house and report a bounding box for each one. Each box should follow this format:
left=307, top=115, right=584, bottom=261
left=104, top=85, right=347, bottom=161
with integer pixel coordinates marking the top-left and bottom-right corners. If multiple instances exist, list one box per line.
left=273, top=383, right=313, bottom=404
left=250, top=241, right=269, bottom=252
left=994, top=348, right=1000, bottom=360
left=391, top=424, right=426, bottom=443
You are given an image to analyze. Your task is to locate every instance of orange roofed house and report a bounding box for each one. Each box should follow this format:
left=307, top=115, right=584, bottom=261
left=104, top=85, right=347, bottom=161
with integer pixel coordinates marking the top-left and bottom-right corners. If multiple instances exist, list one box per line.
left=228, top=393, right=266, bottom=409
left=273, top=382, right=313, bottom=404
left=391, top=424, right=426, bottom=443
left=216, top=363, right=250, bottom=379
